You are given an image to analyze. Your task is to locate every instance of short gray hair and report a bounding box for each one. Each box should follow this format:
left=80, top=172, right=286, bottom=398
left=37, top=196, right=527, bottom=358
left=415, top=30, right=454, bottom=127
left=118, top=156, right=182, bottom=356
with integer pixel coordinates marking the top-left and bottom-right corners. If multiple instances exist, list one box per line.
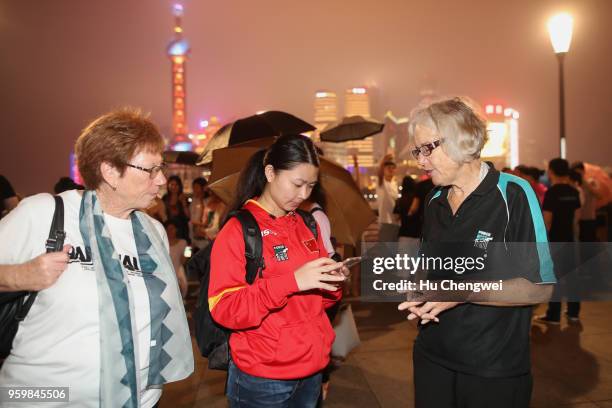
left=407, top=96, right=488, bottom=163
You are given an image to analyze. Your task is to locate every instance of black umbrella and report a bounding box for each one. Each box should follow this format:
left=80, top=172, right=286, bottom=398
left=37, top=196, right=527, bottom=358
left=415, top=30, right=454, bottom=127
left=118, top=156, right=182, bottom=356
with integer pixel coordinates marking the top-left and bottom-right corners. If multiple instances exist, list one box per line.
left=197, top=111, right=315, bottom=166
left=320, top=115, right=384, bottom=143
left=163, top=150, right=200, bottom=166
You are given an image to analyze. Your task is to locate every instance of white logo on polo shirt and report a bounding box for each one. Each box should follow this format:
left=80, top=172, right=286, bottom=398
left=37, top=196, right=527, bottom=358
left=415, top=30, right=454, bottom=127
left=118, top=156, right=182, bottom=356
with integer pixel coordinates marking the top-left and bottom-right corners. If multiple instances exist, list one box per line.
left=474, top=230, right=493, bottom=250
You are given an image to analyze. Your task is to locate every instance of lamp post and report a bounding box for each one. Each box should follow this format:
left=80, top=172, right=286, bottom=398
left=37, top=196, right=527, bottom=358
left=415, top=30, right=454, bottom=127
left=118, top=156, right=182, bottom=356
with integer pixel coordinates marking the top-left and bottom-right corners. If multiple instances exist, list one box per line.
left=547, top=13, right=573, bottom=159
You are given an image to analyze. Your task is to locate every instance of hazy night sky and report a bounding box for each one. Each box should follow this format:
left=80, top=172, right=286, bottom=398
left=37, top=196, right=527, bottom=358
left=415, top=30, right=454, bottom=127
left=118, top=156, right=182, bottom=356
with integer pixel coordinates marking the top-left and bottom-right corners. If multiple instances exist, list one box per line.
left=1, top=0, right=611, bottom=195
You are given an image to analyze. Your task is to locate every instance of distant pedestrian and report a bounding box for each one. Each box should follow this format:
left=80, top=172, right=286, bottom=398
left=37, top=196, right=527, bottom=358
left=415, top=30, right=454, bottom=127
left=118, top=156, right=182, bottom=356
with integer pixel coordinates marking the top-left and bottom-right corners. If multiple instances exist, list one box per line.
left=394, top=175, right=420, bottom=246
left=53, top=176, right=84, bottom=194
left=163, top=175, right=190, bottom=243
left=536, top=158, right=582, bottom=324
left=0, top=175, right=19, bottom=219
left=377, top=154, right=399, bottom=241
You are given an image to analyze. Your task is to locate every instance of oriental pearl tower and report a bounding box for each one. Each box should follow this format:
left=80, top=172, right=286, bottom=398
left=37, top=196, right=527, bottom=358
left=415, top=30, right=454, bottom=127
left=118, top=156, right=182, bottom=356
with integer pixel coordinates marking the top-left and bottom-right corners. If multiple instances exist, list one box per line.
left=167, top=4, right=192, bottom=151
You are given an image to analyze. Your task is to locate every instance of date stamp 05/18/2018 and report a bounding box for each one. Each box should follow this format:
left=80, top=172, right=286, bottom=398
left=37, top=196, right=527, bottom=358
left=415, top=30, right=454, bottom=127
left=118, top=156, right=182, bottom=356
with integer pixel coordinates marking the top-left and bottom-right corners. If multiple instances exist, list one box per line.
left=0, top=387, right=69, bottom=402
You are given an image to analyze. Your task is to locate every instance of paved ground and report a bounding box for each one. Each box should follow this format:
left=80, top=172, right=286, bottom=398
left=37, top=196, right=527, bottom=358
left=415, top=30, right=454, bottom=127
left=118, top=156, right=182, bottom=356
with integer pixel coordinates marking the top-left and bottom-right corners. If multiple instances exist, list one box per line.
left=160, top=300, right=612, bottom=407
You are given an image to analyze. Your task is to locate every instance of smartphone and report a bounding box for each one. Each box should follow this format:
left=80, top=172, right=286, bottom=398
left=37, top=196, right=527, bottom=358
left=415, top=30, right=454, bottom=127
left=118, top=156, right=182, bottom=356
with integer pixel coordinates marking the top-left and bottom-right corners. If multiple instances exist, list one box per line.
left=342, top=256, right=362, bottom=269
left=184, top=246, right=192, bottom=258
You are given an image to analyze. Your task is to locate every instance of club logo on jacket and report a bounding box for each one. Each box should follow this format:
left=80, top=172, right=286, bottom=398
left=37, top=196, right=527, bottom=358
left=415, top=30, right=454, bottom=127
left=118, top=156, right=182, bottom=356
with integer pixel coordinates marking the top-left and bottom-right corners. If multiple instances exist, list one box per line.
left=273, top=245, right=289, bottom=262
left=474, top=230, right=493, bottom=250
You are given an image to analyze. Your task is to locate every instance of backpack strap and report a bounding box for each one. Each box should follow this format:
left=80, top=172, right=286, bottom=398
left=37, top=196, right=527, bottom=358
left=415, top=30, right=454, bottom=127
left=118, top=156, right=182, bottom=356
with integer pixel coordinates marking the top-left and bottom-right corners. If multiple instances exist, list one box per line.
left=309, top=207, right=324, bottom=216
left=17, top=195, right=65, bottom=321
left=227, top=208, right=319, bottom=285
left=231, top=209, right=264, bottom=284
left=295, top=208, right=318, bottom=240
left=45, top=196, right=66, bottom=253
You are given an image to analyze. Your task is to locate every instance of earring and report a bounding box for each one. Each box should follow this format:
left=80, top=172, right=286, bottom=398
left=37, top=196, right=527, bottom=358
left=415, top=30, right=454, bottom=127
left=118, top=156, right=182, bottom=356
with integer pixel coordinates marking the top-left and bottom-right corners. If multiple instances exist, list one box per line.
left=104, top=179, right=117, bottom=191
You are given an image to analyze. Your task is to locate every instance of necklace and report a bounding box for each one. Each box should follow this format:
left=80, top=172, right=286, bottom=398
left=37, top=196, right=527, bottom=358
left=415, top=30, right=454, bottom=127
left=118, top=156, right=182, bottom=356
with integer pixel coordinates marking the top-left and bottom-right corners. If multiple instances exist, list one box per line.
left=448, top=162, right=489, bottom=204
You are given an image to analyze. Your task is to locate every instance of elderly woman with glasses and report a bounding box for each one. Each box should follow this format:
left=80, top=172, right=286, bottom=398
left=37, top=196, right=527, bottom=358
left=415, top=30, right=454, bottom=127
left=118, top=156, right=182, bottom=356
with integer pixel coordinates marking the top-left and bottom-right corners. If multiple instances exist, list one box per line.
left=398, top=97, right=555, bottom=408
left=0, top=108, right=193, bottom=408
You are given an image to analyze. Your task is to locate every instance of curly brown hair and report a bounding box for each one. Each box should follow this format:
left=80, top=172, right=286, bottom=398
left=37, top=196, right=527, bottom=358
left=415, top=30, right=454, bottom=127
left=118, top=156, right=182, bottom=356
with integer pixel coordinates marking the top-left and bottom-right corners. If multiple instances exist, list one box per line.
left=74, top=108, right=165, bottom=189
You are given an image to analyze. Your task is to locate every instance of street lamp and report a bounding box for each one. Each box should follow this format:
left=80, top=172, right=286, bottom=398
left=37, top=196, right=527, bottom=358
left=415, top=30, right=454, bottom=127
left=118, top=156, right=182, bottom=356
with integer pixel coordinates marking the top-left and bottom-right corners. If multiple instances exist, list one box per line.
left=547, top=13, right=573, bottom=159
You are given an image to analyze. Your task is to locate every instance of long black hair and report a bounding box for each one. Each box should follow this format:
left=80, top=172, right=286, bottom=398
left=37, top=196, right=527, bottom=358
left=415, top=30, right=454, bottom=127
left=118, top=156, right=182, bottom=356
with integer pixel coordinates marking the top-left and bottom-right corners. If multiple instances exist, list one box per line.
left=224, top=134, right=320, bottom=223
left=309, top=182, right=327, bottom=212
left=163, top=175, right=184, bottom=199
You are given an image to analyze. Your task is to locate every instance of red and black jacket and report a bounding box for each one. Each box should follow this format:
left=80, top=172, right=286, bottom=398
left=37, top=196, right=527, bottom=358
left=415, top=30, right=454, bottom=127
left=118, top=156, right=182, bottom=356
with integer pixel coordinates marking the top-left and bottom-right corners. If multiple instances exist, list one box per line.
left=209, top=200, right=341, bottom=379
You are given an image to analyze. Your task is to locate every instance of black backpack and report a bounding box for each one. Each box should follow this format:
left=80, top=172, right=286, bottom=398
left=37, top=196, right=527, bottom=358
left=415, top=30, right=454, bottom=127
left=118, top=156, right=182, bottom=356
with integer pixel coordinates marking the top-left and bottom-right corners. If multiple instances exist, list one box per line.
left=188, top=208, right=318, bottom=370
left=0, top=196, right=65, bottom=358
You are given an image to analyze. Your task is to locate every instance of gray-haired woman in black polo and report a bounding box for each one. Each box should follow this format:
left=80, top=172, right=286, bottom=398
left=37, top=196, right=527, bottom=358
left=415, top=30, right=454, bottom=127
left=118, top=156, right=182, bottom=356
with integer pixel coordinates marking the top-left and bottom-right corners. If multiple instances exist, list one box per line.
left=398, top=97, right=556, bottom=408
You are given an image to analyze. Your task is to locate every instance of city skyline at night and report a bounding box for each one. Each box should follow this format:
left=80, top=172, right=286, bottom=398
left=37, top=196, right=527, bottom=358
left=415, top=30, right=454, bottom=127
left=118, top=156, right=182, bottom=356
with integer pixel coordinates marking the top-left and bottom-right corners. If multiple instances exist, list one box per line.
left=1, top=0, right=610, bottom=194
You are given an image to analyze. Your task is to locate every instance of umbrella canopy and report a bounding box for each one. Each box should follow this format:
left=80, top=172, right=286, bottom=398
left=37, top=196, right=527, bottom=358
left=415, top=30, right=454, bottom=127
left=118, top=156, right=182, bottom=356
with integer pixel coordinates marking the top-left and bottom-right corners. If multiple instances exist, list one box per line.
left=196, top=111, right=316, bottom=166
left=320, top=115, right=384, bottom=143
left=208, top=142, right=376, bottom=246
left=584, top=162, right=612, bottom=208
left=163, top=150, right=200, bottom=166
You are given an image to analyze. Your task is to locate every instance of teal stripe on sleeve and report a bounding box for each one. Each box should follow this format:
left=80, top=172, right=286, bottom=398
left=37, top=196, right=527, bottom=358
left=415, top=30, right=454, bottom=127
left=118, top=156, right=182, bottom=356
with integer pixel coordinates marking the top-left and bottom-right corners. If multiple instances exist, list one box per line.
left=498, top=173, right=556, bottom=283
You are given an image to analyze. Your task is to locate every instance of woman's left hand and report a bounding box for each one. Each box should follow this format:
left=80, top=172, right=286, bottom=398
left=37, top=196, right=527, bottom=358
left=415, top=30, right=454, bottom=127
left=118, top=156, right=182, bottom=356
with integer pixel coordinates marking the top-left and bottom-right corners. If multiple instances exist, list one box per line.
left=398, top=301, right=462, bottom=324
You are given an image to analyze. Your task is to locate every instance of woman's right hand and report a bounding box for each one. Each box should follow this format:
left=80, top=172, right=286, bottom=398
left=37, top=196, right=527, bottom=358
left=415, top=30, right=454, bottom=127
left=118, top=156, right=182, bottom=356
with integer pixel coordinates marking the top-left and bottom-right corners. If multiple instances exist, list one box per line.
left=16, top=245, right=72, bottom=291
left=294, top=257, right=346, bottom=292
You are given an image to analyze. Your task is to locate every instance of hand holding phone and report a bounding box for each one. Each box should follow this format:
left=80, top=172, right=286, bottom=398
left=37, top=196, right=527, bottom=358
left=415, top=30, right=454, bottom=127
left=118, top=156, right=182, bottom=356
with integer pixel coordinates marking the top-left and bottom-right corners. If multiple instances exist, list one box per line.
left=327, top=256, right=362, bottom=278
left=342, top=257, right=362, bottom=269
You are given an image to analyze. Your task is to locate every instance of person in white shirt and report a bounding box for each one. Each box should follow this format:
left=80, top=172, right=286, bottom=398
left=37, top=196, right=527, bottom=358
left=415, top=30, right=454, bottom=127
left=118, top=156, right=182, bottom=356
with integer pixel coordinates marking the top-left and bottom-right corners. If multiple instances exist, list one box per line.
left=376, top=154, right=400, bottom=241
left=0, top=108, right=193, bottom=408
left=165, top=220, right=188, bottom=297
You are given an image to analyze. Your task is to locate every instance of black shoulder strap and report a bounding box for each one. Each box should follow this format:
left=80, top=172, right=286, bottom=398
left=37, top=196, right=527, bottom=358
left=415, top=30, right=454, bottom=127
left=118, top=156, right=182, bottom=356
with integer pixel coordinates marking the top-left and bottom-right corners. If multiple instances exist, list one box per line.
left=229, top=208, right=318, bottom=285
left=231, top=209, right=264, bottom=284
left=295, top=208, right=318, bottom=240
left=45, top=196, right=65, bottom=253
left=17, top=195, right=65, bottom=321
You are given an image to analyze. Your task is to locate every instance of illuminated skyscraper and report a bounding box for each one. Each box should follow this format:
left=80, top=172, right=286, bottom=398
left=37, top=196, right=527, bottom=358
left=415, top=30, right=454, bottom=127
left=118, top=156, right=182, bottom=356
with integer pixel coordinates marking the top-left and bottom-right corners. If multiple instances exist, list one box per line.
left=345, top=87, right=371, bottom=118
left=193, top=116, right=221, bottom=154
left=344, top=87, right=374, bottom=168
left=167, top=4, right=191, bottom=151
left=314, top=91, right=346, bottom=165
left=314, top=91, right=338, bottom=129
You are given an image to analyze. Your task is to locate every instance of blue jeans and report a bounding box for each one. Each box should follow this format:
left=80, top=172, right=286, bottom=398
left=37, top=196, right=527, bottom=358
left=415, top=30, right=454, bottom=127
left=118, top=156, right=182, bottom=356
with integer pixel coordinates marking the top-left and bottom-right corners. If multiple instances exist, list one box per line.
left=227, top=360, right=322, bottom=408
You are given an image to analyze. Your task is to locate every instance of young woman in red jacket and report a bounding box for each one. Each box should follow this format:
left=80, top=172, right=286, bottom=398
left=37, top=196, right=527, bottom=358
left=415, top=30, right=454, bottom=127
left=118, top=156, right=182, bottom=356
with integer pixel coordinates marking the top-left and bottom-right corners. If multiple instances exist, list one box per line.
left=209, top=135, right=347, bottom=407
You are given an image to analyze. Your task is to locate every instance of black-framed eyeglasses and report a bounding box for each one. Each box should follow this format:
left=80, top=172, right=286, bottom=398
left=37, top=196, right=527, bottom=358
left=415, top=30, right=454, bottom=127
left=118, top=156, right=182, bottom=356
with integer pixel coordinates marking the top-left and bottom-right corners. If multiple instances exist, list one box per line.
left=126, top=162, right=167, bottom=179
left=411, top=139, right=442, bottom=159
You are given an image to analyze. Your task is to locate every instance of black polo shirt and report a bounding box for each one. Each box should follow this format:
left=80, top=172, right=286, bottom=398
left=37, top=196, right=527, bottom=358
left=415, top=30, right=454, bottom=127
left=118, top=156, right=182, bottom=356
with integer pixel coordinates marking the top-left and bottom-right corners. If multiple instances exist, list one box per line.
left=542, top=183, right=581, bottom=242
left=415, top=165, right=555, bottom=378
